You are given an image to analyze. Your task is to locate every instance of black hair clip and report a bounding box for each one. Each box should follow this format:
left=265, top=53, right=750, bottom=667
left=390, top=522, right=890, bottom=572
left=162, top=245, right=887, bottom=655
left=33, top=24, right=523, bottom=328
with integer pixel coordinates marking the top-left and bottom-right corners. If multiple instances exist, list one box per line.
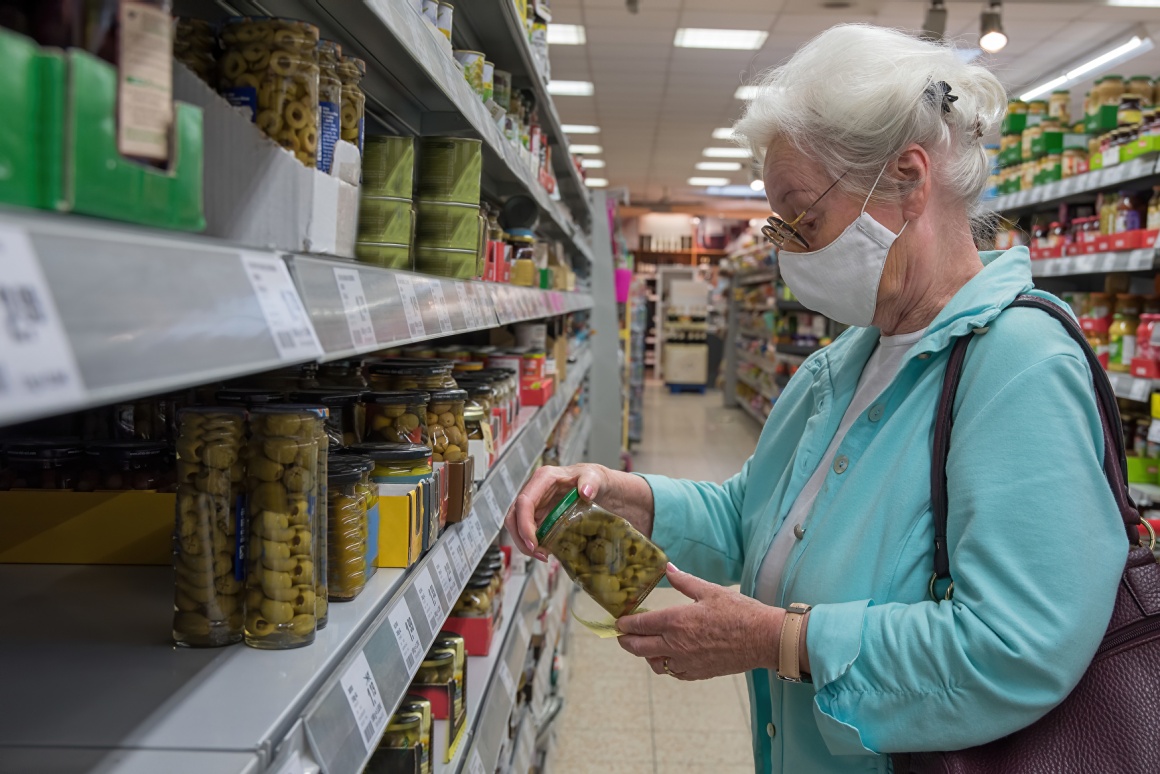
left=934, top=80, right=958, bottom=113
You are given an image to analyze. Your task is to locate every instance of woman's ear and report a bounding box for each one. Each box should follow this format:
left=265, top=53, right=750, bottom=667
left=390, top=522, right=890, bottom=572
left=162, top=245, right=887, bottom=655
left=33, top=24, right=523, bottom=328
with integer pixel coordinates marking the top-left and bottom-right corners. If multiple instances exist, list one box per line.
left=894, top=143, right=931, bottom=222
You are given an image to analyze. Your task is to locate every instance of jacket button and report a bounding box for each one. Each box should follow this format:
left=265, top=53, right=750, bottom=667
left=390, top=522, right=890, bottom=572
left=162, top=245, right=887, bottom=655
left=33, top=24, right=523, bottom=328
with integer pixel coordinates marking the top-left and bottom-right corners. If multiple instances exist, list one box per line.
left=793, top=523, right=805, bottom=540
left=767, top=722, right=777, bottom=738
left=833, top=455, right=849, bottom=474
left=918, top=352, right=931, bottom=360
left=868, top=404, right=884, bottom=422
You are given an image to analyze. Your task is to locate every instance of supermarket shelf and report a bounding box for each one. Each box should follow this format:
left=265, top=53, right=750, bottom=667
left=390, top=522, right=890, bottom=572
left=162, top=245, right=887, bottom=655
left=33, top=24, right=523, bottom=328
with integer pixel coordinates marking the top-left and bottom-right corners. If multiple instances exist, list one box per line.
left=0, top=350, right=591, bottom=774
left=1107, top=371, right=1160, bottom=403
left=1130, top=481, right=1160, bottom=506
left=777, top=300, right=810, bottom=312
left=737, top=270, right=777, bottom=286
left=739, top=304, right=776, bottom=313
left=737, top=399, right=769, bottom=426
left=737, top=373, right=776, bottom=402
left=993, top=155, right=1160, bottom=215
left=736, top=348, right=780, bottom=375
left=1029, top=249, right=1157, bottom=277
left=560, top=414, right=592, bottom=467
left=739, top=326, right=773, bottom=339
left=0, top=750, right=261, bottom=774
left=777, top=344, right=821, bottom=358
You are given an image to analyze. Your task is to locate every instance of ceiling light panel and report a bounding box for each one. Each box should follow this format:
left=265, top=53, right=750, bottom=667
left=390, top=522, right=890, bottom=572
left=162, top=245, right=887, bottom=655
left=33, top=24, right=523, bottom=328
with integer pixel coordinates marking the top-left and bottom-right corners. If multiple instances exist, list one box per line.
left=547, top=80, right=594, bottom=96
left=688, top=176, right=732, bottom=186
left=547, top=24, right=586, bottom=45
left=1107, top=0, right=1160, bottom=6
left=703, top=147, right=751, bottom=158
left=562, top=124, right=600, bottom=134
left=674, top=28, right=769, bottom=50
left=570, top=144, right=603, bottom=154
left=735, top=85, right=759, bottom=100
left=712, top=127, right=737, bottom=140
left=585, top=178, right=608, bottom=188
left=696, top=161, right=742, bottom=171
left=581, top=159, right=606, bottom=169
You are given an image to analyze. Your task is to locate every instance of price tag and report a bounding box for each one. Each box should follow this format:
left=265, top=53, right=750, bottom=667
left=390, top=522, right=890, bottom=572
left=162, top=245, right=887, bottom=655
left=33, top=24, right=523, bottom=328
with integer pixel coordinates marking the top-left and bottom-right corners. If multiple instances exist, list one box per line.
left=387, top=603, right=424, bottom=674
left=455, top=283, right=478, bottom=328
left=499, top=465, right=516, bottom=498
left=468, top=749, right=486, bottom=774
left=395, top=275, right=426, bottom=339
left=483, top=487, right=503, bottom=525
left=240, top=252, right=323, bottom=360
left=432, top=545, right=457, bottom=596
left=446, top=530, right=471, bottom=577
left=414, top=566, right=444, bottom=631
left=340, top=650, right=390, bottom=752
left=332, top=267, right=378, bottom=350
left=0, top=226, right=85, bottom=421
left=1130, top=249, right=1155, bottom=271
left=469, top=514, right=489, bottom=553
left=516, top=442, right=532, bottom=471
left=516, top=614, right=529, bottom=645
left=1099, top=253, right=1117, bottom=273
left=497, top=659, right=517, bottom=701
left=428, top=280, right=455, bottom=334
left=1073, top=254, right=1096, bottom=274
left=1130, top=376, right=1154, bottom=403
left=1041, top=181, right=1060, bottom=201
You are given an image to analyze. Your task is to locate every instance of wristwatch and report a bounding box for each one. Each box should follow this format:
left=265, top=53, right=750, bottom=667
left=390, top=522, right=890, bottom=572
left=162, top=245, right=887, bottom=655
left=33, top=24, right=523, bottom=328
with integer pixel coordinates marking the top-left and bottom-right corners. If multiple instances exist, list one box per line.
left=777, top=602, right=813, bottom=683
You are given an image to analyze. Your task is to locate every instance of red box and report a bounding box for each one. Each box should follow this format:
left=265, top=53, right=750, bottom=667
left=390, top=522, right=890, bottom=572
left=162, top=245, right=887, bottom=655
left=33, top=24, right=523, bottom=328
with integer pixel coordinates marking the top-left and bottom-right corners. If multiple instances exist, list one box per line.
left=1131, top=357, right=1160, bottom=379
left=520, top=375, right=554, bottom=406
left=1030, top=245, right=1064, bottom=260
left=442, top=613, right=498, bottom=656
left=1144, top=229, right=1160, bottom=249
left=1110, top=230, right=1145, bottom=251
left=1095, top=235, right=1113, bottom=253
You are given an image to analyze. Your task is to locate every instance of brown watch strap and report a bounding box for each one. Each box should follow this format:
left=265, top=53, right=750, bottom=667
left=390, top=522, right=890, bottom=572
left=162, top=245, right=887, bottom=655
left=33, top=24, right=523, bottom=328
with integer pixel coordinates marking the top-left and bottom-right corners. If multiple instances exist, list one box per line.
left=777, top=604, right=812, bottom=683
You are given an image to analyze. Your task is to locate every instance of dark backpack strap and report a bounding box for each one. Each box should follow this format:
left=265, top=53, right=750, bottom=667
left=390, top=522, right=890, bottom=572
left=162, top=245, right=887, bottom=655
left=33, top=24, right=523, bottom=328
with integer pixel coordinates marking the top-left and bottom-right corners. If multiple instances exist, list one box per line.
left=930, top=294, right=1142, bottom=597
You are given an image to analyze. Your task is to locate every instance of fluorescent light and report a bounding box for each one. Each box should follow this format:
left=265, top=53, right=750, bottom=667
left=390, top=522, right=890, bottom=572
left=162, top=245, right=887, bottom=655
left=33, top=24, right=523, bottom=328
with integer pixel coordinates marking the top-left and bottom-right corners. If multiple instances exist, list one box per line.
left=688, top=176, right=731, bottom=186
left=706, top=184, right=766, bottom=197
left=1108, top=0, right=1160, bottom=6
left=562, top=124, right=600, bottom=134
left=570, top=144, right=603, bottom=154
left=547, top=80, right=594, bottom=96
left=703, top=147, right=750, bottom=158
left=548, top=24, right=586, bottom=45
left=735, top=85, right=759, bottom=100
left=696, top=161, right=742, bottom=171
left=750, top=179, right=765, bottom=191
left=712, top=127, right=736, bottom=140
left=1018, top=35, right=1154, bottom=101
left=674, top=28, right=769, bottom=50
left=581, top=159, right=605, bottom=169
left=585, top=178, right=608, bottom=187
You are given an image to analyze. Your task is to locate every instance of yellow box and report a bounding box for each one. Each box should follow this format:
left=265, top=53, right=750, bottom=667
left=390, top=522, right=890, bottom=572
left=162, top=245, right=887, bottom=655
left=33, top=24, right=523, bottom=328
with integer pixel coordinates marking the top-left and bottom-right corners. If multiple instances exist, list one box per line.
left=0, top=491, right=173, bottom=565
left=375, top=483, right=423, bottom=568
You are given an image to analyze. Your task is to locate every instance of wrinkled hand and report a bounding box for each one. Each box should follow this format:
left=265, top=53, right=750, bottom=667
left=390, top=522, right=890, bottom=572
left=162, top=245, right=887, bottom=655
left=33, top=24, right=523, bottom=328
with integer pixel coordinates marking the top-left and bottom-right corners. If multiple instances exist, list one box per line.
left=617, top=564, right=783, bottom=680
left=503, top=463, right=613, bottom=560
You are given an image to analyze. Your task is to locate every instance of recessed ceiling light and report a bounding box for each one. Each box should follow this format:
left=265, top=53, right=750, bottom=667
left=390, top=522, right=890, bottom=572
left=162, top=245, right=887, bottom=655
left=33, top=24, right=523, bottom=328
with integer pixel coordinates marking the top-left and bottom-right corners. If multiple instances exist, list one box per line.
left=703, top=147, right=750, bottom=158
left=674, top=28, right=769, bottom=50
left=705, top=184, right=767, bottom=197
left=979, top=2, right=1007, bottom=54
left=547, top=80, right=594, bottom=96
left=750, top=179, right=765, bottom=191
left=548, top=24, right=587, bottom=45
left=734, top=85, right=759, bottom=100
left=585, top=178, right=608, bottom=188
left=581, top=159, right=605, bottom=169
left=570, top=144, right=603, bottom=154
left=688, top=176, right=731, bottom=186
left=711, top=127, right=736, bottom=140
left=696, top=161, right=742, bottom=171
left=562, top=124, right=600, bottom=134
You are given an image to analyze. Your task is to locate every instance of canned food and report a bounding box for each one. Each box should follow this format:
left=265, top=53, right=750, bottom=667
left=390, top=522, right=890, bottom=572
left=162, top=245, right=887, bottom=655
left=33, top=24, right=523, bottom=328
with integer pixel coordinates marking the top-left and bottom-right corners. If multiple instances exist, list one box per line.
left=363, top=135, right=415, bottom=198
left=493, top=69, right=512, bottom=111
left=482, top=60, right=494, bottom=103
left=418, top=137, right=482, bottom=204
left=415, top=246, right=480, bottom=279
left=416, top=201, right=481, bottom=250
left=355, top=242, right=413, bottom=270
left=422, top=0, right=439, bottom=25
left=437, top=2, right=454, bottom=39
left=453, top=50, right=485, bottom=96
left=358, top=197, right=415, bottom=244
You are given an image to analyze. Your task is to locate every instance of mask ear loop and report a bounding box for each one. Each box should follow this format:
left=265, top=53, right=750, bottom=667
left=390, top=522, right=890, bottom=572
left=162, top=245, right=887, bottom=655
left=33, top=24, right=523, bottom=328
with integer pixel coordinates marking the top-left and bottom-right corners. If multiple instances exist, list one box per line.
left=862, top=161, right=909, bottom=238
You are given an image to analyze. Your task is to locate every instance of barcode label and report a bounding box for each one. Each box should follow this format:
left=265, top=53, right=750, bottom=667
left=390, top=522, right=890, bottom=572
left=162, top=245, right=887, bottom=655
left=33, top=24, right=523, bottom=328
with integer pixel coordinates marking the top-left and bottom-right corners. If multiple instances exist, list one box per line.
left=395, top=275, right=426, bottom=339
left=455, top=283, right=478, bottom=327
left=388, top=603, right=424, bottom=674
left=0, top=226, right=85, bottom=422
left=415, top=566, right=444, bottom=631
left=240, top=252, right=322, bottom=360
left=428, top=280, right=455, bottom=333
left=433, top=544, right=457, bottom=593
left=499, top=466, right=516, bottom=499
left=483, top=488, right=503, bottom=526
left=446, top=529, right=470, bottom=577
left=333, top=267, right=377, bottom=349
left=339, top=651, right=389, bottom=752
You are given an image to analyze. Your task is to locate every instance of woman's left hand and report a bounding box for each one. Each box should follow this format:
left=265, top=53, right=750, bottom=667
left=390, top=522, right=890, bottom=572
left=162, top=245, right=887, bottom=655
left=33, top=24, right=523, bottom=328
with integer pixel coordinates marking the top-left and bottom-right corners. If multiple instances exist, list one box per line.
left=616, top=564, right=784, bottom=680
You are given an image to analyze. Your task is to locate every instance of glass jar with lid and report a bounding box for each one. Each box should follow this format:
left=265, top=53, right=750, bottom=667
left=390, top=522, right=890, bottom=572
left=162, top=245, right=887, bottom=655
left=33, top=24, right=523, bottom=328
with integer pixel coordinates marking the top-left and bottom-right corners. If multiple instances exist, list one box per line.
left=317, top=359, right=368, bottom=390
left=174, top=17, right=217, bottom=85
left=317, top=39, right=343, bottom=172
left=427, top=388, right=468, bottom=462
left=463, top=403, right=490, bottom=469
left=365, top=390, right=430, bottom=444
left=1101, top=75, right=1126, bottom=106
left=368, top=359, right=457, bottom=390
left=452, top=575, right=495, bottom=617
left=1130, top=76, right=1154, bottom=105
left=346, top=441, right=434, bottom=480
left=80, top=440, right=168, bottom=491
left=399, top=695, right=433, bottom=774
left=1027, top=100, right=1048, bottom=119
left=290, top=390, right=365, bottom=448
left=1048, top=90, right=1070, bottom=121
left=473, top=567, right=502, bottom=603
left=215, top=388, right=287, bottom=408
left=536, top=488, right=669, bottom=618
left=3, top=440, right=85, bottom=490
left=1062, top=148, right=1085, bottom=178
left=1007, top=99, right=1027, bottom=116
left=382, top=712, right=422, bottom=749
left=453, top=360, right=485, bottom=377
left=337, top=55, right=366, bottom=153
left=1119, top=93, right=1145, bottom=128
left=327, top=456, right=368, bottom=600
left=415, top=648, right=456, bottom=682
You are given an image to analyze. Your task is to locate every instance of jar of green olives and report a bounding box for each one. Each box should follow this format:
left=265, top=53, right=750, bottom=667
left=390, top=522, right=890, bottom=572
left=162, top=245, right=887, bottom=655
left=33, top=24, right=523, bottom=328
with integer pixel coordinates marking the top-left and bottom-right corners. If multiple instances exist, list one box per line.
left=172, top=408, right=246, bottom=648
left=452, top=575, right=494, bottom=618
left=368, top=359, right=457, bottom=390
left=218, top=17, right=321, bottom=168
left=382, top=712, right=422, bottom=748
left=215, top=388, right=287, bottom=407
left=347, top=442, right=433, bottom=481
left=327, top=456, right=368, bottom=601
left=289, top=390, right=366, bottom=448
left=365, top=390, right=429, bottom=444
left=536, top=489, right=668, bottom=618
left=317, top=359, right=368, bottom=390
left=283, top=404, right=331, bottom=629
left=317, top=39, right=342, bottom=172
left=243, top=407, right=322, bottom=649
left=337, top=55, right=366, bottom=154
left=175, top=17, right=217, bottom=85
left=3, top=440, right=85, bottom=490
left=77, top=440, right=168, bottom=491
left=473, top=567, right=502, bottom=606
left=395, top=698, right=432, bottom=774
left=415, top=648, right=456, bottom=683
left=426, top=388, right=467, bottom=463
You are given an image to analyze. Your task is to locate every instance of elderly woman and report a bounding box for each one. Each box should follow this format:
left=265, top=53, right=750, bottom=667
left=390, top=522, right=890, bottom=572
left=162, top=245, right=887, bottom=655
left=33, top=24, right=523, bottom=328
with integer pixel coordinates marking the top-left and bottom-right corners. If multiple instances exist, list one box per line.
left=506, top=24, right=1127, bottom=773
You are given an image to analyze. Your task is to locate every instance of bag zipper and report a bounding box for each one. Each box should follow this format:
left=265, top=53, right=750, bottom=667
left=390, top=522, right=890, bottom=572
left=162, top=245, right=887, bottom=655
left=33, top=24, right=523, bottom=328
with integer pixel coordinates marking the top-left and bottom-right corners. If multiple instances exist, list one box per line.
left=1096, top=616, right=1160, bottom=656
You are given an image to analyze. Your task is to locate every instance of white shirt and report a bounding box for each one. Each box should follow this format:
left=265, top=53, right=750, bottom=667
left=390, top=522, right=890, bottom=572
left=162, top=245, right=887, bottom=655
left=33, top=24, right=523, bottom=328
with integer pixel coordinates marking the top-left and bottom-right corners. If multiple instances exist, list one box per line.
left=754, top=328, right=927, bottom=606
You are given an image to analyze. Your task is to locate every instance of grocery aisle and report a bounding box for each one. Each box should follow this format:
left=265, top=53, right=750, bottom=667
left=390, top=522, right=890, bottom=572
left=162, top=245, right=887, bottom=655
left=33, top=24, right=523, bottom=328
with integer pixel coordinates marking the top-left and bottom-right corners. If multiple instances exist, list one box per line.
left=553, top=385, right=761, bottom=774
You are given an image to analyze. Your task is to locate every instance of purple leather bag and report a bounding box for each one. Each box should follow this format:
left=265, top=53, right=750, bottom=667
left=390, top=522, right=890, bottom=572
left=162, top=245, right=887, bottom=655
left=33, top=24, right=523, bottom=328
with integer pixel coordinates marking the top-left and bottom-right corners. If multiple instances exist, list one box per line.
left=891, top=295, right=1160, bottom=774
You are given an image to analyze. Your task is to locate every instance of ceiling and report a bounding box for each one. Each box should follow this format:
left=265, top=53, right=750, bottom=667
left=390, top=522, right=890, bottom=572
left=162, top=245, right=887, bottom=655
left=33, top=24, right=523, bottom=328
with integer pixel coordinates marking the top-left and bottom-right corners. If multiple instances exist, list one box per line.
left=546, top=0, right=1160, bottom=208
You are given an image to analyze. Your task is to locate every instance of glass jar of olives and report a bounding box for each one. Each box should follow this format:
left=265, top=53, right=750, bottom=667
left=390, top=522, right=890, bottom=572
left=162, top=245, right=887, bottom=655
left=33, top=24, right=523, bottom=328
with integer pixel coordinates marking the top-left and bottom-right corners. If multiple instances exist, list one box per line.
left=172, top=408, right=246, bottom=648
left=174, top=17, right=217, bottom=85
left=426, top=388, right=467, bottom=463
left=382, top=712, right=422, bottom=748
left=327, top=456, right=368, bottom=601
left=395, top=698, right=432, bottom=774
left=79, top=440, right=168, bottom=491
left=243, top=407, right=322, bottom=649
left=215, top=388, right=287, bottom=407
left=452, top=575, right=494, bottom=618
left=346, top=442, right=434, bottom=481
left=317, top=359, right=368, bottom=390
left=317, top=39, right=343, bottom=172
left=3, top=440, right=85, bottom=490
left=337, top=55, right=366, bottom=153
left=536, top=489, right=668, bottom=618
left=289, top=390, right=366, bottom=448
left=365, top=390, right=429, bottom=444
left=368, top=359, right=457, bottom=390
left=415, top=648, right=456, bottom=683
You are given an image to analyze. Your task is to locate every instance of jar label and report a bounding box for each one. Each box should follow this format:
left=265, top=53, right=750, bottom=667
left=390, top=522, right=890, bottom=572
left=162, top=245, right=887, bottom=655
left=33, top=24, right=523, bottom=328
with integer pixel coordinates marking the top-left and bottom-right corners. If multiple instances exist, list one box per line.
left=223, top=86, right=258, bottom=122
left=318, top=100, right=341, bottom=173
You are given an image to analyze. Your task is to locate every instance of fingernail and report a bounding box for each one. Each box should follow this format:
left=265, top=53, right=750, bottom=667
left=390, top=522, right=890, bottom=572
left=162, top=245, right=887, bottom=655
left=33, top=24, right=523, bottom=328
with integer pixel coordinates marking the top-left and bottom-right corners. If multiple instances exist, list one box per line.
left=580, top=484, right=595, bottom=500
left=525, top=539, right=536, bottom=554
left=534, top=551, right=549, bottom=562
left=667, top=562, right=680, bottom=573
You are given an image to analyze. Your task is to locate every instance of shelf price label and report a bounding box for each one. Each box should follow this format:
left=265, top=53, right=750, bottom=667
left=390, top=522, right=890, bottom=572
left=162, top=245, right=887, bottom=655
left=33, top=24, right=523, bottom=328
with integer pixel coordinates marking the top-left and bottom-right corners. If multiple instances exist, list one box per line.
left=497, top=659, right=517, bottom=701
left=240, top=252, right=323, bottom=361
left=0, top=225, right=85, bottom=421
left=394, top=275, right=426, bottom=339
left=516, top=442, right=532, bottom=471
left=467, top=514, right=488, bottom=556
left=427, top=280, right=455, bottom=334
left=432, top=545, right=457, bottom=596
left=446, top=529, right=471, bottom=577
left=388, top=603, right=424, bottom=674
left=482, top=488, right=503, bottom=527
left=499, top=465, right=516, bottom=499
left=340, top=650, right=390, bottom=752
left=414, top=566, right=444, bottom=631
left=455, top=283, right=478, bottom=328
left=332, top=267, right=377, bottom=349
left=468, top=749, right=487, bottom=774
left=470, top=284, right=494, bottom=326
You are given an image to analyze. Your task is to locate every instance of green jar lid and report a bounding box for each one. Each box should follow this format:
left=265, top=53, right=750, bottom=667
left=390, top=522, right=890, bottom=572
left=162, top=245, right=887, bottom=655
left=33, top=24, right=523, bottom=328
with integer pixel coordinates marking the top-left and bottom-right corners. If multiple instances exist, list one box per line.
left=536, top=487, right=580, bottom=542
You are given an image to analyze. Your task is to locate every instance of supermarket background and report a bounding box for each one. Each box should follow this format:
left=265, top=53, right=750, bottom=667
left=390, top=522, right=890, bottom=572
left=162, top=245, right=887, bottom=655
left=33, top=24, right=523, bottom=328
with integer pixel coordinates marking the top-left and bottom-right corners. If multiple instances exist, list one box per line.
left=5, top=1, right=1160, bottom=773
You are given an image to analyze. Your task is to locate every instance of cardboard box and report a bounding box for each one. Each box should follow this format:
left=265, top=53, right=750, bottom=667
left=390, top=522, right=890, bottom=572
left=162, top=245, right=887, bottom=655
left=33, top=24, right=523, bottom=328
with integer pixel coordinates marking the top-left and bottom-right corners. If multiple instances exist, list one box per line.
left=375, top=483, right=424, bottom=568
left=0, top=29, right=64, bottom=211
left=173, top=63, right=358, bottom=257
left=520, top=375, right=554, bottom=406
left=442, top=459, right=474, bottom=523
left=1132, top=356, right=1160, bottom=379
left=442, top=612, right=499, bottom=656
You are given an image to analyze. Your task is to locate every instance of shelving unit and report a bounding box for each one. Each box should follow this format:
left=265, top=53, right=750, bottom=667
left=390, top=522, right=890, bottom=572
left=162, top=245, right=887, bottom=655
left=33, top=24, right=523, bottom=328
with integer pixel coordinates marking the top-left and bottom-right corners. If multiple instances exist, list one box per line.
left=991, top=155, right=1160, bottom=216
left=1030, top=249, right=1157, bottom=277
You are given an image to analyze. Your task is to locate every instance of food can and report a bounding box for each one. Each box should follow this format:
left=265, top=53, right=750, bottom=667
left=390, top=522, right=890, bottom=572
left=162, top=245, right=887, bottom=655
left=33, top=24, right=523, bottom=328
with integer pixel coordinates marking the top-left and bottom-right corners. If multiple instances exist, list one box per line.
left=453, top=50, right=485, bottom=95
left=363, top=136, right=415, bottom=197
left=418, top=137, right=482, bottom=204
left=355, top=242, right=413, bottom=271
left=416, top=201, right=481, bottom=250
left=422, top=0, right=440, bottom=25
left=481, top=60, right=495, bottom=103
left=493, top=69, right=512, bottom=110
left=437, top=2, right=454, bottom=40
left=358, top=196, right=415, bottom=244
left=415, top=246, right=481, bottom=279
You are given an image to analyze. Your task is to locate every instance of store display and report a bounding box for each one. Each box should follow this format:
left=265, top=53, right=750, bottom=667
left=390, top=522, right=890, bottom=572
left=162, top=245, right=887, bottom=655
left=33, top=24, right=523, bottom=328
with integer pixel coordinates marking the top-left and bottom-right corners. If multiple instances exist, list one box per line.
left=425, top=388, right=468, bottom=463
left=365, top=391, right=430, bottom=445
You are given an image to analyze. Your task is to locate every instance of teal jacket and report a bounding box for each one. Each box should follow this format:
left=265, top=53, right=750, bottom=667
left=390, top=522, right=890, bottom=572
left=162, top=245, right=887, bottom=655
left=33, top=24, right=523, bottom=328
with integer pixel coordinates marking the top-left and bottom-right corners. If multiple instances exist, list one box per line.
left=641, top=247, right=1127, bottom=773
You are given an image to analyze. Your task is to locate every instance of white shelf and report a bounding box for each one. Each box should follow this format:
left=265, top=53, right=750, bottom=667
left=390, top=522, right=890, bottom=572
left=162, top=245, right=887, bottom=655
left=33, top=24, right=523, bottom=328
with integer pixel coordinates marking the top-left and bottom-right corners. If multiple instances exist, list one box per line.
left=1106, top=371, right=1160, bottom=403
left=736, top=373, right=776, bottom=402
left=992, top=155, right=1160, bottom=215
left=737, top=399, right=768, bottom=426
left=736, top=348, right=781, bottom=375
left=560, top=413, right=592, bottom=467
left=0, top=350, right=591, bottom=774
left=1029, top=249, right=1156, bottom=277
left=0, top=751, right=261, bottom=774
left=736, top=270, right=777, bottom=286
left=1130, top=481, right=1160, bottom=506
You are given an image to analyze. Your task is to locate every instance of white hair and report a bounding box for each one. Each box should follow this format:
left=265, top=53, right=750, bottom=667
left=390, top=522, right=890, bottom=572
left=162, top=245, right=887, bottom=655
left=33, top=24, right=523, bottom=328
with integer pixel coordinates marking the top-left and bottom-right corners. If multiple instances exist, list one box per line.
left=733, top=24, right=1006, bottom=224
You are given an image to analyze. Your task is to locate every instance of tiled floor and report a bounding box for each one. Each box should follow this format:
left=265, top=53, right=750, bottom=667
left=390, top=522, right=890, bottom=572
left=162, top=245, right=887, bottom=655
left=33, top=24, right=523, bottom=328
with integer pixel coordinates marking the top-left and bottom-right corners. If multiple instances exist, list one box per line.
left=552, top=384, right=762, bottom=773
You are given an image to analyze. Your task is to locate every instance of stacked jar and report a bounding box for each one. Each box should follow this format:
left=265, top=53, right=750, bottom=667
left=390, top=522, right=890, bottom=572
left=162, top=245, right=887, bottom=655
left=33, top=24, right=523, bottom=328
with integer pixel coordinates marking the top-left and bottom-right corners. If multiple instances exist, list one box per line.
left=356, top=136, right=415, bottom=270
left=415, top=137, right=485, bottom=279
left=174, top=17, right=217, bottom=85
left=317, top=39, right=343, bottom=173
left=364, top=390, right=430, bottom=445
left=327, top=455, right=370, bottom=601
left=337, top=55, right=366, bottom=154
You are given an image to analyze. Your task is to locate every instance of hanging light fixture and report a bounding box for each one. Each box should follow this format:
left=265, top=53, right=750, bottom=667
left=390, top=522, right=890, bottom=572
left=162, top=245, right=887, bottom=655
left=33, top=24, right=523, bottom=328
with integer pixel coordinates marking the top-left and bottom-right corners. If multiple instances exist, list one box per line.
left=979, top=1, right=1007, bottom=54
left=921, top=1, right=947, bottom=42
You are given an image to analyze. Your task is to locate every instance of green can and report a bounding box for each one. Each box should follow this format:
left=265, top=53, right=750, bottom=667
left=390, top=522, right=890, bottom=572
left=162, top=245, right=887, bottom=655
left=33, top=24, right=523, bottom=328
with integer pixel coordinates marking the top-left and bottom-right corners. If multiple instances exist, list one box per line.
left=415, top=246, right=479, bottom=279
left=355, top=242, right=413, bottom=271
left=363, top=136, right=414, bottom=198
left=418, top=137, right=482, bottom=204
left=416, top=201, right=480, bottom=250
left=357, top=196, right=414, bottom=244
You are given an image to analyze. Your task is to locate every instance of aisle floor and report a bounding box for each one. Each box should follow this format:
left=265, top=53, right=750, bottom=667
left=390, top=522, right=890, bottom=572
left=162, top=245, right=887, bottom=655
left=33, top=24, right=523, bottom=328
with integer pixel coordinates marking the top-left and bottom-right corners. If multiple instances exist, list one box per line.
left=552, top=384, right=762, bottom=774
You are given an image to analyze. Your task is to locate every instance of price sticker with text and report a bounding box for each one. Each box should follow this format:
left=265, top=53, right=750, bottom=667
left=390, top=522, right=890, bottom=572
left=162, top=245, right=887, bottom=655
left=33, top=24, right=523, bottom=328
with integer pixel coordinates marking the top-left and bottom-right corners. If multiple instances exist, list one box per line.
left=455, top=283, right=478, bottom=328
left=428, top=280, right=455, bottom=333
left=483, top=488, right=503, bottom=526
left=240, top=252, right=323, bottom=360
left=432, top=544, right=457, bottom=595
left=469, top=749, right=486, bottom=774
left=340, top=651, right=390, bottom=752
left=516, top=442, right=532, bottom=470
left=446, top=530, right=471, bottom=577
left=395, top=275, right=426, bottom=339
left=332, top=267, right=377, bottom=349
left=497, top=659, right=517, bottom=701
left=499, top=465, right=516, bottom=498
left=387, top=603, right=424, bottom=674
left=414, top=566, right=444, bottom=631
left=470, top=284, right=492, bottom=326
left=468, top=515, right=489, bottom=555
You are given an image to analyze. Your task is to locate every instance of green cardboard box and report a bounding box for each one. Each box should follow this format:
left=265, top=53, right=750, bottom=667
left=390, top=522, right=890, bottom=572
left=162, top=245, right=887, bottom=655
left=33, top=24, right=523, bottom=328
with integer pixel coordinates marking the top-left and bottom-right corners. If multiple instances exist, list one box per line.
left=1001, top=113, right=1027, bottom=135
left=0, top=29, right=64, bottom=210
left=1085, top=104, right=1120, bottom=134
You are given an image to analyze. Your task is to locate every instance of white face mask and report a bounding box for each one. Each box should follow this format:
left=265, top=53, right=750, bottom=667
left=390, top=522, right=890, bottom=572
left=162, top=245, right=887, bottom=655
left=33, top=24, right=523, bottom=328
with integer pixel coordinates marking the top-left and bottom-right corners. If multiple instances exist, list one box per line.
left=777, top=166, right=907, bottom=328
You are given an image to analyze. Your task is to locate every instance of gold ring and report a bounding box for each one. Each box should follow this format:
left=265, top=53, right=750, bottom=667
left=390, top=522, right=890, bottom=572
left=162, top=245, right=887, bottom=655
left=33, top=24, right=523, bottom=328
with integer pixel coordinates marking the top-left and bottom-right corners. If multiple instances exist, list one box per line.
left=663, top=657, right=673, bottom=675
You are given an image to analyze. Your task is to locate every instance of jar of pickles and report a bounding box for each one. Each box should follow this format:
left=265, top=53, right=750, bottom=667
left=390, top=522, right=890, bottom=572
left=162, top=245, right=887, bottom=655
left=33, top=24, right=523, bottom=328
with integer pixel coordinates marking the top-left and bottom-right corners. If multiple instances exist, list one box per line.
left=452, top=575, right=494, bottom=617
left=365, top=390, right=429, bottom=444
left=218, top=17, right=321, bottom=168
left=317, top=39, right=343, bottom=172
left=382, top=712, right=422, bottom=749
left=536, top=488, right=669, bottom=618
left=289, top=390, right=366, bottom=448
left=426, top=388, right=467, bottom=462
left=174, top=17, right=217, bottom=85
left=3, top=440, right=84, bottom=490
left=347, top=442, right=434, bottom=480
left=243, top=407, right=322, bottom=649
left=78, top=440, right=168, bottom=491
left=337, top=55, right=366, bottom=153
left=402, top=694, right=433, bottom=774
left=368, top=359, right=457, bottom=390
left=327, top=456, right=369, bottom=600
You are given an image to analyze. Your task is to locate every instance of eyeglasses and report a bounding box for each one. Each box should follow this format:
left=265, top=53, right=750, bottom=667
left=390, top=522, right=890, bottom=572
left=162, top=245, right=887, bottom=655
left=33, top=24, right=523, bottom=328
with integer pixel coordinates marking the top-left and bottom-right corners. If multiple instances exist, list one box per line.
left=761, top=171, right=848, bottom=251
